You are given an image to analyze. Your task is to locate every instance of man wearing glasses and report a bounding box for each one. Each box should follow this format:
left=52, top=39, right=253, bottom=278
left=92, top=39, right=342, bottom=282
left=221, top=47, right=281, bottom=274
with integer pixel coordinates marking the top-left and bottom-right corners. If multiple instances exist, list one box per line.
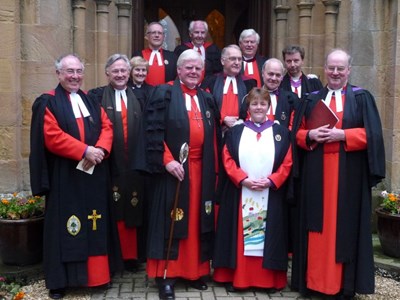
left=133, top=22, right=177, bottom=86
left=29, top=54, right=120, bottom=299
left=201, top=44, right=256, bottom=133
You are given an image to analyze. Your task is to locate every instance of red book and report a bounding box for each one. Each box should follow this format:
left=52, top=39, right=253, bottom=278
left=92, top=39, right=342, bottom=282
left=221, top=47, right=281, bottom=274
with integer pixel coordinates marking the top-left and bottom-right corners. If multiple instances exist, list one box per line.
left=306, top=100, right=339, bottom=129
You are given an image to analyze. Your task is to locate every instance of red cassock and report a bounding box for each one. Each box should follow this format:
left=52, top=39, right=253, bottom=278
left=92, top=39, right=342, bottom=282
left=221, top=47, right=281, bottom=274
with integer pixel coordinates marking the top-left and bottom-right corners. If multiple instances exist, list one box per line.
left=146, top=91, right=210, bottom=279
left=142, top=48, right=166, bottom=86
left=296, top=94, right=367, bottom=295
left=44, top=99, right=113, bottom=287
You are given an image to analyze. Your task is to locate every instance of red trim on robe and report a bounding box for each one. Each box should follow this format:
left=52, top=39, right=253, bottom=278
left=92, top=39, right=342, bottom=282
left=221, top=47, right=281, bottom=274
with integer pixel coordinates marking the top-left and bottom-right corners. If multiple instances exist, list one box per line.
left=142, top=48, right=167, bottom=86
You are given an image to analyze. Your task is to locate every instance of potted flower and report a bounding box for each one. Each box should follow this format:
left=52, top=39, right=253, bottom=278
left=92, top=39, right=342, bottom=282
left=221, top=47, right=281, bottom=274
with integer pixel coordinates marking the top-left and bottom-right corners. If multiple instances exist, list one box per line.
left=375, top=190, right=400, bottom=258
left=0, top=192, right=45, bottom=266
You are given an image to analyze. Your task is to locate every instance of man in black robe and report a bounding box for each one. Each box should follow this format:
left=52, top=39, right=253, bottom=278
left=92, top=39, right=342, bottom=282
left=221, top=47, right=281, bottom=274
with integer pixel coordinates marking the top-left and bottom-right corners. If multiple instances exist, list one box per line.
left=88, top=54, right=145, bottom=272
left=174, top=20, right=222, bottom=81
left=29, top=54, right=121, bottom=299
left=136, top=49, right=220, bottom=300
left=280, top=45, right=323, bottom=98
left=291, top=49, right=385, bottom=299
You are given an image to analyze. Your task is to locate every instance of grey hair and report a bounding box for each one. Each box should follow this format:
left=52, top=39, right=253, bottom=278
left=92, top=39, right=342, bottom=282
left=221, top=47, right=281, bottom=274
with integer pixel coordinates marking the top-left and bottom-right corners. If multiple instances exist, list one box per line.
left=177, top=49, right=204, bottom=68
left=325, top=48, right=353, bottom=67
left=189, top=20, right=208, bottom=33
left=55, top=53, right=84, bottom=71
left=105, top=54, right=131, bottom=72
left=262, top=58, right=285, bottom=73
left=221, top=44, right=241, bottom=57
left=239, top=29, right=260, bottom=44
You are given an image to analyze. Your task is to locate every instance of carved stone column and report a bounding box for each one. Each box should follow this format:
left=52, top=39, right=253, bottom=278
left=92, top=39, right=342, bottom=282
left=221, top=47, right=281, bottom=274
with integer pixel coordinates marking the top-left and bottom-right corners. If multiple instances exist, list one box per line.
left=322, top=0, right=341, bottom=54
left=132, top=0, right=144, bottom=53
left=115, top=0, right=132, bottom=56
left=274, top=4, right=291, bottom=57
left=94, top=0, right=112, bottom=86
left=72, top=0, right=87, bottom=58
left=297, top=0, right=314, bottom=67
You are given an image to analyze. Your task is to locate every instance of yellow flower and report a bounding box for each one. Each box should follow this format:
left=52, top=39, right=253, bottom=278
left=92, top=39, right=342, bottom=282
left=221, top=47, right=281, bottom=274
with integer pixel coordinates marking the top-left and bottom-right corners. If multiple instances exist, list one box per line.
left=13, top=291, right=25, bottom=300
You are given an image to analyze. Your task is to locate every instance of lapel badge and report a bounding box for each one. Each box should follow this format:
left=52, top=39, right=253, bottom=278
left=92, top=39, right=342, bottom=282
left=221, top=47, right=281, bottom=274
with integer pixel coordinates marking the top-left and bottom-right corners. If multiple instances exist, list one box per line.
left=67, top=215, right=81, bottom=236
left=131, top=191, right=139, bottom=207
left=112, top=186, right=121, bottom=202
left=281, top=112, right=286, bottom=121
left=275, top=134, right=282, bottom=142
left=206, top=111, right=210, bottom=119
left=171, top=208, right=184, bottom=221
left=205, top=200, right=213, bottom=215
left=164, top=59, right=169, bottom=65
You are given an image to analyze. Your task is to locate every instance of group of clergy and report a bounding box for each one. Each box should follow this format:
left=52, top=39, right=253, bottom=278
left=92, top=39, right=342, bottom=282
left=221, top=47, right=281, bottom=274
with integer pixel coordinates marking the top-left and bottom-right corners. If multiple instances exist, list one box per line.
left=29, top=18, right=385, bottom=300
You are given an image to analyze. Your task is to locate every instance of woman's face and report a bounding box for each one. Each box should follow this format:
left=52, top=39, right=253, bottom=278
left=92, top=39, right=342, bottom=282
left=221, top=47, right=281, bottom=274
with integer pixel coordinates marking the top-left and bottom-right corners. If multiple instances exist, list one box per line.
left=131, top=65, right=148, bottom=85
left=248, top=97, right=269, bottom=123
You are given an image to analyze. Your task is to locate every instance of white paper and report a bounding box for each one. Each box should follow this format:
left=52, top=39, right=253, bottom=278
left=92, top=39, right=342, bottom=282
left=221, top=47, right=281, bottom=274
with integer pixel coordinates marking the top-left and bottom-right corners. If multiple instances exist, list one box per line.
left=76, top=159, right=95, bottom=174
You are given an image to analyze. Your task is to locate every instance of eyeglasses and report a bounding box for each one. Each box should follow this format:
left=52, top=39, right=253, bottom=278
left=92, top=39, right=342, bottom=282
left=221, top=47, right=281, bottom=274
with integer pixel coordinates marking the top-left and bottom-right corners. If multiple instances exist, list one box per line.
left=109, top=68, right=129, bottom=75
left=60, top=68, right=84, bottom=76
left=147, top=31, right=164, bottom=36
left=326, top=66, right=348, bottom=73
left=224, top=56, right=242, bottom=62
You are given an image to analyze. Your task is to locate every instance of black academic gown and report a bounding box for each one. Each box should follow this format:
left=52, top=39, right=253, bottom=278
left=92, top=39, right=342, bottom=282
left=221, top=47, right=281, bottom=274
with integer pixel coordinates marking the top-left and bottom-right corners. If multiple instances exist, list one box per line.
left=280, top=72, right=323, bottom=98
left=136, top=79, right=220, bottom=261
left=291, top=84, right=385, bottom=296
left=213, top=123, right=291, bottom=271
left=87, top=85, right=144, bottom=228
left=29, top=84, right=122, bottom=289
left=127, top=80, right=154, bottom=111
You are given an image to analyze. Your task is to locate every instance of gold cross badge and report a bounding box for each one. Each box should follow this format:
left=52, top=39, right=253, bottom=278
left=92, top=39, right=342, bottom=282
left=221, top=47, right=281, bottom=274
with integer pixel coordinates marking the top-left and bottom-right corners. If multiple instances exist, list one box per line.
left=88, top=210, right=102, bottom=230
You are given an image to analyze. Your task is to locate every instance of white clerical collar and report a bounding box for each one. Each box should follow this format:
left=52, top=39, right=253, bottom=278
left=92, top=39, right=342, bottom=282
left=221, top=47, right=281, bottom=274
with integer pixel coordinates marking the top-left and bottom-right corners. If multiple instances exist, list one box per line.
left=223, top=76, right=238, bottom=94
left=267, top=93, right=277, bottom=115
left=324, top=87, right=343, bottom=112
left=70, top=92, right=90, bottom=118
left=115, top=89, right=127, bottom=112
left=243, top=61, right=254, bottom=75
left=149, top=49, right=162, bottom=66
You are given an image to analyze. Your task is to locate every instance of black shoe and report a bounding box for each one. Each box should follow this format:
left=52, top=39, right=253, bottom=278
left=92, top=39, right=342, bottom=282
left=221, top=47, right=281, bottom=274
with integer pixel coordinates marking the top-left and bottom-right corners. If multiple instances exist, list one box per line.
left=187, top=279, right=208, bottom=290
left=49, top=288, right=65, bottom=299
left=158, top=283, right=175, bottom=300
left=225, top=283, right=236, bottom=293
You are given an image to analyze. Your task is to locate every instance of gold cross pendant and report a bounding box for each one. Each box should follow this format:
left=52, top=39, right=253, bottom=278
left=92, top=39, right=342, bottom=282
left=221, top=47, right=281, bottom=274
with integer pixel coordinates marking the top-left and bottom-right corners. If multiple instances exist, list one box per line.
left=88, top=210, right=102, bottom=230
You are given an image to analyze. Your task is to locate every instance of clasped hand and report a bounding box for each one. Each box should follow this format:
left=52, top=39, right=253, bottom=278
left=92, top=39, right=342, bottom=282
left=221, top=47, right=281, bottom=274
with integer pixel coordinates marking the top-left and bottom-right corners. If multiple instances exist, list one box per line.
left=242, top=177, right=271, bottom=191
left=82, top=146, right=105, bottom=170
left=309, top=125, right=345, bottom=143
left=166, top=160, right=185, bottom=181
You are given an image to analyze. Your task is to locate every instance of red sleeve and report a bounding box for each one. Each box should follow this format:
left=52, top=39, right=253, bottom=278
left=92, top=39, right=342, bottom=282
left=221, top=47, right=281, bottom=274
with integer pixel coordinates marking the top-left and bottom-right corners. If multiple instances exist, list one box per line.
left=344, top=128, right=367, bottom=151
left=222, top=144, right=248, bottom=187
left=163, top=142, right=175, bottom=165
left=268, top=146, right=293, bottom=189
left=44, top=108, right=87, bottom=161
left=296, top=116, right=311, bottom=150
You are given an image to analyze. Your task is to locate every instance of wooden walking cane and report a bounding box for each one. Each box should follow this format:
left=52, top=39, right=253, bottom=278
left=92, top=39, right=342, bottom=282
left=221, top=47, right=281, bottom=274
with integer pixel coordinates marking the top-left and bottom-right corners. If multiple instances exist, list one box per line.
left=163, top=142, right=189, bottom=279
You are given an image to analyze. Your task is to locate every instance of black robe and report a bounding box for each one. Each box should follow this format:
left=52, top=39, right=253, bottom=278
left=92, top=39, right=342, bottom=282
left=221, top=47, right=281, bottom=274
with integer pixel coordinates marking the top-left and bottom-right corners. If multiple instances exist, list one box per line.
left=29, top=84, right=122, bottom=289
left=213, top=123, right=291, bottom=271
left=291, top=84, right=385, bottom=296
left=87, top=85, right=144, bottom=228
left=136, top=79, right=220, bottom=261
left=126, top=80, right=154, bottom=111
left=240, top=54, right=268, bottom=87
left=280, top=72, right=323, bottom=98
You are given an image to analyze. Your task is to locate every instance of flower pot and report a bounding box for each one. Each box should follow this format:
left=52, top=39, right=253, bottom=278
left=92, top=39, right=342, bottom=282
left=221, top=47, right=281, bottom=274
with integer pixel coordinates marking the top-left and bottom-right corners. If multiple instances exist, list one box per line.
left=375, top=207, right=400, bottom=258
left=0, top=216, right=44, bottom=266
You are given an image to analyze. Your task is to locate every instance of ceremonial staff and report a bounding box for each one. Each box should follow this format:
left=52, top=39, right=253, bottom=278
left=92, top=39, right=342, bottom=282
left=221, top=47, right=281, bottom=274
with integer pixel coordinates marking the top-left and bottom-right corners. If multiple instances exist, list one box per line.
left=163, top=142, right=189, bottom=279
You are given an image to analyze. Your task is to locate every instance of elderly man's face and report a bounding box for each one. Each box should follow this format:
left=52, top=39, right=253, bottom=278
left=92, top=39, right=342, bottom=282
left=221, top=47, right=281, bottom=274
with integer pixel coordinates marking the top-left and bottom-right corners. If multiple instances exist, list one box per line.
left=189, top=22, right=207, bottom=47
left=325, top=50, right=351, bottom=90
left=221, top=48, right=242, bottom=77
left=177, top=59, right=203, bottom=89
left=262, top=61, right=284, bottom=91
left=57, top=55, right=84, bottom=93
left=106, top=59, right=130, bottom=90
left=239, top=35, right=258, bottom=59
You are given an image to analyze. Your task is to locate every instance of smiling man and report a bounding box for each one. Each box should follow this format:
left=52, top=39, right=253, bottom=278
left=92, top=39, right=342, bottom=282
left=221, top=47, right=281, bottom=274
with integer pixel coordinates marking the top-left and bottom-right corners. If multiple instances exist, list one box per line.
left=88, top=54, right=145, bottom=275
left=174, top=20, right=222, bottom=80
left=292, top=48, right=385, bottom=299
left=138, top=49, right=220, bottom=300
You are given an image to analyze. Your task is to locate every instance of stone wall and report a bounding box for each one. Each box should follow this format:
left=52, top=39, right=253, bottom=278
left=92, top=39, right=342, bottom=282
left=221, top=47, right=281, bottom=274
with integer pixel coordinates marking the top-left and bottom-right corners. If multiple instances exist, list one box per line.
left=0, top=0, right=398, bottom=192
